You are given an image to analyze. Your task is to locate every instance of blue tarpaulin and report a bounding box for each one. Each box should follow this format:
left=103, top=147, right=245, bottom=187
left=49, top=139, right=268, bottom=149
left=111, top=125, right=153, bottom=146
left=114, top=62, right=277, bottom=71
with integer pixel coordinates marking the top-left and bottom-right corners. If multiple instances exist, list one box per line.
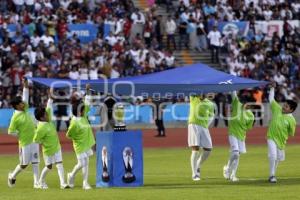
left=28, top=63, right=268, bottom=96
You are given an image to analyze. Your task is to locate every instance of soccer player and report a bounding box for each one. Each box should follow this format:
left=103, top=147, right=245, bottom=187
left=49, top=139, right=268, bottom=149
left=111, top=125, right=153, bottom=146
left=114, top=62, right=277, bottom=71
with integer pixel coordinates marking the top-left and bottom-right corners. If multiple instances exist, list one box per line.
left=223, top=91, right=254, bottom=182
left=66, top=84, right=95, bottom=190
left=7, top=79, right=40, bottom=188
left=33, top=88, right=69, bottom=189
left=267, top=84, right=297, bottom=183
left=188, top=94, right=215, bottom=181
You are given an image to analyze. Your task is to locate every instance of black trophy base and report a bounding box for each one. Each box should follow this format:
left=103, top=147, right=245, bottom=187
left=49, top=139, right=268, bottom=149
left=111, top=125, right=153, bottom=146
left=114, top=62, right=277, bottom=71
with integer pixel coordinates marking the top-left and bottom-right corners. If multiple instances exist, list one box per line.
left=114, top=125, right=127, bottom=132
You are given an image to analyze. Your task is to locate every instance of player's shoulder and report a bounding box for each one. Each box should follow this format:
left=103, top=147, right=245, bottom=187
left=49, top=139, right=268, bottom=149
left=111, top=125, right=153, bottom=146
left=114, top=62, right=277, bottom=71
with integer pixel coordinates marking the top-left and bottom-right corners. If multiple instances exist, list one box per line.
left=287, top=114, right=296, bottom=123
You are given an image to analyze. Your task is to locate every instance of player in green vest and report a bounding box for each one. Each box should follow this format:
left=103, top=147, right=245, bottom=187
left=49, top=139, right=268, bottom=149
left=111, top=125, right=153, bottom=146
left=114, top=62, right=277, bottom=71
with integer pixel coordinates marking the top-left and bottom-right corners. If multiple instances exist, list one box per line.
left=267, top=83, right=297, bottom=183
left=66, top=84, right=95, bottom=190
left=223, top=91, right=254, bottom=182
left=33, top=88, right=69, bottom=189
left=188, top=94, right=215, bottom=181
left=7, top=79, right=40, bottom=188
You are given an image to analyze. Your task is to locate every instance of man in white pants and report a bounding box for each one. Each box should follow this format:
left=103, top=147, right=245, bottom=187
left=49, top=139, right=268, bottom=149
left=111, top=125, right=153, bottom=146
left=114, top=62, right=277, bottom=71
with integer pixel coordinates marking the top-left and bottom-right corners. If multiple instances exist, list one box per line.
left=8, top=79, right=40, bottom=188
left=223, top=91, right=254, bottom=182
left=188, top=94, right=214, bottom=181
left=66, top=84, right=95, bottom=190
left=33, top=88, right=69, bottom=189
left=267, top=83, right=297, bottom=183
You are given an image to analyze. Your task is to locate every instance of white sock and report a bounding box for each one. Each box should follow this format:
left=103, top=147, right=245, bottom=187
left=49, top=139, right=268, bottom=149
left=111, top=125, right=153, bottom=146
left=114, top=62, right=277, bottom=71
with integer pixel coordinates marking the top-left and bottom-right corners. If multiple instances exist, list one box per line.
left=56, top=163, right=66, bottom=186
left=197, top=150, right=211, bottom=169
left=71, top=162, right=83, bottom=177
left=269, top=158, right=276, bottom=177
left=11, top=165, right=23, bottom=179
left=39, top=167, right=50, bottom=184
left=231, top=157, right=240, bottom=177
left=227, top=151, right=239, bottom=172
left=191, top=151, right=200, bottom=177
left=32, top=164, right=39, bottom=185
left=82, top=158, right=89, bottom=185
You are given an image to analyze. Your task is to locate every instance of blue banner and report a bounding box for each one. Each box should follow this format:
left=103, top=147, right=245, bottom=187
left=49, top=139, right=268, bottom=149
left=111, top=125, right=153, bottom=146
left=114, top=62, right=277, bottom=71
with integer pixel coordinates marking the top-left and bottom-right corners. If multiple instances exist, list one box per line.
left=217, top=22, right=249, bottom=37
left=96, top=131, right=143, bottom=187
left=68, top=24, right=98, bottom=43
left=103, top=23, right=112, bottom=38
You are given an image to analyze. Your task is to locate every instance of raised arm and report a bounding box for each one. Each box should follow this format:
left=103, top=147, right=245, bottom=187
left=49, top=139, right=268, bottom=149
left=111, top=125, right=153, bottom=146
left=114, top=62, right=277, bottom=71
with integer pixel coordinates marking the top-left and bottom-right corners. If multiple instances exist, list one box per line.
left=22, top=79, right=29, bottom=104
left=232, top=91, right=237, bottom=99
left=83, top=84, right=92, bottom=117
left=84, top=84, right=92, bottom=106
left=269, top=83, right=276, bottom=102
left=269, top=88, right=275, bottom=102
left=46, top=88, right=54, bottom=109
left=46, top=88, right=54, bottom=121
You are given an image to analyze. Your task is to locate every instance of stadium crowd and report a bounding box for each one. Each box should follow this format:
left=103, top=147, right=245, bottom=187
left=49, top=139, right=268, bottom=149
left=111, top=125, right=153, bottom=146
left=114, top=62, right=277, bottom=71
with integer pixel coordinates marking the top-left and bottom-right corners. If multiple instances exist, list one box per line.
left=0, top=0, right=299, bottom=110
left=0, top=0, right=177, bottom=108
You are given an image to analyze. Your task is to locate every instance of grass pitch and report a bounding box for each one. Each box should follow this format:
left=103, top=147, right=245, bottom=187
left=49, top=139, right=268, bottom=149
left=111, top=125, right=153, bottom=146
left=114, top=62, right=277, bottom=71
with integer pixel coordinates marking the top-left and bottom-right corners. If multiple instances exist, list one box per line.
left=1, top=146, right=300, bottom=200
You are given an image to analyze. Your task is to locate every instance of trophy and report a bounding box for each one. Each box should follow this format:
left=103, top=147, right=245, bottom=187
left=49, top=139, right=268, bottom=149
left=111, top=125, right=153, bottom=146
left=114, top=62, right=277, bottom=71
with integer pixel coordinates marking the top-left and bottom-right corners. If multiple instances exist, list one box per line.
left=114, top=104, right=126, bottom=131
left=101, top=146, right=110, bottom=182
left=122, top=147, right=136, bottom=183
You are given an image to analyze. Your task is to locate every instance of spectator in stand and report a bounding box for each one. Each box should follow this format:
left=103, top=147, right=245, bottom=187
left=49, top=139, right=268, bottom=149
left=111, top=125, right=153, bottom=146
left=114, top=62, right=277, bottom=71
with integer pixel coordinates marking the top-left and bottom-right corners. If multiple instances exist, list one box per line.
left=165, top=15, right=177, bottom=50
left=207, top=25, right=222, bottom=63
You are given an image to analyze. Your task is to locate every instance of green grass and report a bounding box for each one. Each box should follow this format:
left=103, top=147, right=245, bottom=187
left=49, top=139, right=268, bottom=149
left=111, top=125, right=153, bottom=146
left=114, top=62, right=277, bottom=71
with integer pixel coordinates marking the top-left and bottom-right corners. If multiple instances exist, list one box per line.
left=1, top=146, right=300, bottom=200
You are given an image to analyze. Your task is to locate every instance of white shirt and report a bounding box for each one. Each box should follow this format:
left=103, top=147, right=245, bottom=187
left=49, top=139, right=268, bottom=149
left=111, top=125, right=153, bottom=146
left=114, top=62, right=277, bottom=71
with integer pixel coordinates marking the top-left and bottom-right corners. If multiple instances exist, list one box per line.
left=79, top=68, right=89, bottom=80
left=89, top=69, right=98, bottom=80
left=25, top=0, right=34, bottom=5
left=60, top=0, right=71, bottom=9
left=44, top=2, right=53, bottom=9
left=105, top=35, right=117, bottom=46
left=273, top=74, right=286, bottom=85
left=130, top=49, right=139, bottom=62
left=110, top=69, right=120, bottom=79
left=165, top=56, right=175, bottom=66
left=166, top=20, right=177, bottom=35
left=253, top=53, right=264, bottom=62
left=263, top=10, right=273, bottom=21
left=22, top=50, right=37, bottom=64
left=207, top=30, right=222, bottom=46
left=131, top=12, right=145, bottom=24
left=13, top=0, right=24, bottom=5
left=182, top=0, right=190, bottom=7
left=40, top=35, right=54, bottom=47
left=30, top=36, right=41, bottom=47
left=69, top=71, right=79, bottom=80
left=115, top=19, right=124, bottom=35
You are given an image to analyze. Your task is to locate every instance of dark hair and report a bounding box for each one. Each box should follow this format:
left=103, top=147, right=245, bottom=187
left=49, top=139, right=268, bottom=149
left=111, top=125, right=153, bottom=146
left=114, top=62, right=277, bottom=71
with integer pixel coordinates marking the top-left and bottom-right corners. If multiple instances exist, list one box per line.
left=11, top=96, right=23, bottom=109
left=72, top=101, right=84, bottom=117
left=286, top=100, right=298, bottom=112
left=34, top=107, right=46, bottom=121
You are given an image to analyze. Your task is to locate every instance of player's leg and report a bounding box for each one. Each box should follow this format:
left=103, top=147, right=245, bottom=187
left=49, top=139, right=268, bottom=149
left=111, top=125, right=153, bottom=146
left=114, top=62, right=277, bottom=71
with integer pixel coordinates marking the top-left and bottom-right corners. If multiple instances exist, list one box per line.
left=82, top=157, right=91, bottom=189
left=274, top=148, right=285, bottom=180
left=56, top=161, right=69, bottom=189
left=39, top=163, right=52, bottom=189
left=196, top=127, right=212, bottom=174
left=8, top=147, right=29, bottom=187
left=30, top=143, right=40, bottom=188
left=188, top=124, right=201, bottom=181
left=68, top=157, right=84, bottom=188
left=267, top=139, right=278, bottom=183
left=230, top=138, right=246, bottom=182
left=82, top=149, right=93, bottom=189
left=224, top=135, right=239, bottom=180
left=54, top=150, right=69, bottom=189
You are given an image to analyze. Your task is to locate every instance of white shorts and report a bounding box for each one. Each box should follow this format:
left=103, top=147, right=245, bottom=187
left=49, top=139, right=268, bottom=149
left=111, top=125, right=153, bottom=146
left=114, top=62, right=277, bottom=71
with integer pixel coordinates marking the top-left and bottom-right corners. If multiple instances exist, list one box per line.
left=19, top=143, right=40, bottom=165
left=76, top=149, right=93, bottom=160
left=229, top=135, right=246, bottom=154
left=268, top=139, right=285, bottom=161
left=44, top=149, right=63, bottom=166
left=188, top=124, right=212, bottom=149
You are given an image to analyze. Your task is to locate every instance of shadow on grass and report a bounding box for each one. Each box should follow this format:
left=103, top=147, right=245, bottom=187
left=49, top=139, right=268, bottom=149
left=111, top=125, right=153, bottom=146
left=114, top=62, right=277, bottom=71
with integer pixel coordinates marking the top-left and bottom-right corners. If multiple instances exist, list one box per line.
left=143, top=177, right=300, bottom=189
